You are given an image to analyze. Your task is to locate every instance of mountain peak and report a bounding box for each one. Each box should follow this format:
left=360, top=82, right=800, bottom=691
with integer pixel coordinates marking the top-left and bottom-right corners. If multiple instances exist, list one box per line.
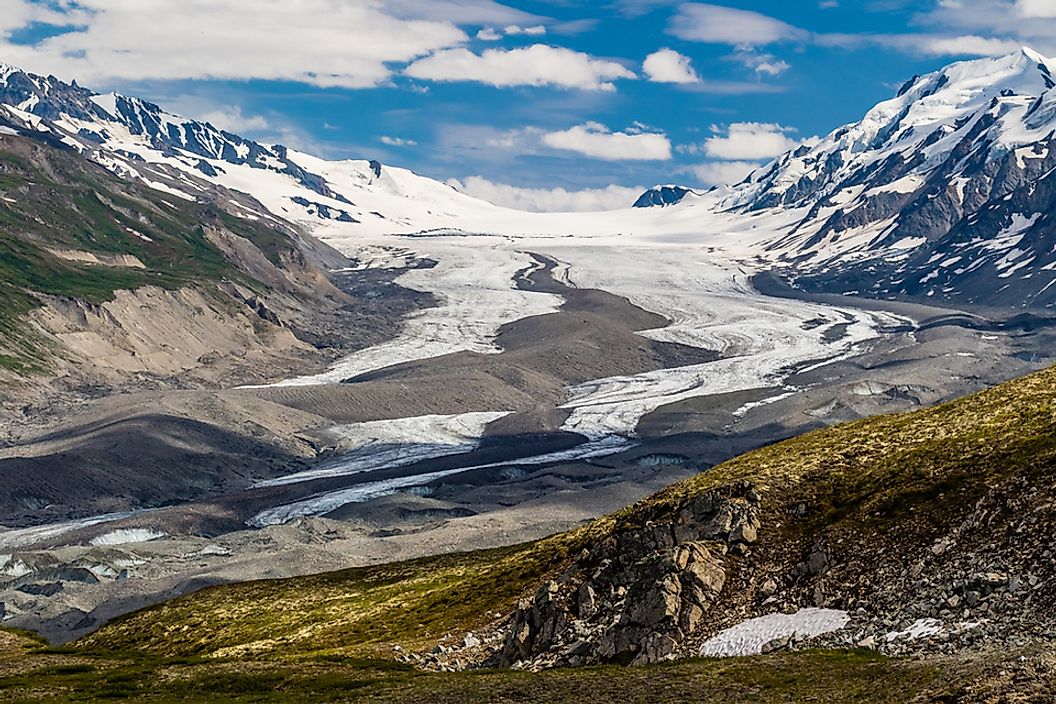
left=1018, top=46, right=1049, bottom=65
left=633, top=185, right=700, bottom=208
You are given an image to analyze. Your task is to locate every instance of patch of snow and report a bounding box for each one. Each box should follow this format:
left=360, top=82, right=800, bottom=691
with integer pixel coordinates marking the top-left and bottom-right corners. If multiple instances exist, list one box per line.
left=886, top=618, right=944, bottom=643
left=890, top=237, right=927, bottom=250
left=126, top=227, right=154, bottom=242
left=732, top=388, right=799, bottom=418
left=89, top=529, right=166, bottom=546
left=0, top=558, right=32, bottom=579
left=0, top=510, right=151, bottom=549
left=700, top=608, right=851, bottom=657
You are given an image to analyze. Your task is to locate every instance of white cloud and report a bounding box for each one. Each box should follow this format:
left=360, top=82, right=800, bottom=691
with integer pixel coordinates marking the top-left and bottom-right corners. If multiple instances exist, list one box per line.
left=198, top=107, right=270, bottom=133
left=477, top=27, right=502, bottom=41
left=663, top=2, right=1050, bottom=62
left=613, top=0, right=679, bottom=18
left=383, top=0, right=539, bottom=25
left=753, top=57, right=791, bottom=75
left=1018, top=0, right=1056, bottom=18
left=505, top=25, right=547, bottom=36
left=902, top=1, right=1056, bottom=56
left=683, top=121, right=820, bottom=188
left=700, top=122, right=810, bottom=161
left=405, top=45, right=636, bottom=91
left=817, top=31, right=1027, bottom=58
left=381, top=135, right=418, bottom=147
left=448, top=176, right=641, bottom=211
left=154, top=94, right=274, bottom=135
left=691, top=160, right=758, bottom=185
left=732, top=49, right=791, bottom=76
left=541, top=122, right=672, bottom=160
left=669, top=4, right=807, bottom=45
left=643, top=49, right=701, bottom=83
left=0, top=0, right=547, bottom=89
left=913, top=35, right=1025, bottom=56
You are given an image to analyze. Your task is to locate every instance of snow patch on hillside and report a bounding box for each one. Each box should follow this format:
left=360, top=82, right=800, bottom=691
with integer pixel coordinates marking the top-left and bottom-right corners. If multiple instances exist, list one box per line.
left=90, top=529, right=166, bottom=546
left=700, top=608, right=850, bottom=657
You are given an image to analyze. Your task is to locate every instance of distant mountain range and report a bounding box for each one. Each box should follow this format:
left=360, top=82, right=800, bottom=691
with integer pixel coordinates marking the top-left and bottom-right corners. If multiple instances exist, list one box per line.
left=2, top=49, right=1056, bottom=308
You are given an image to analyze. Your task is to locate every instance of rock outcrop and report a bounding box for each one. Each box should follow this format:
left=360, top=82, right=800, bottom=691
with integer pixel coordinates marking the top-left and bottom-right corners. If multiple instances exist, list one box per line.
left=497, top=482, right=761, bottom=669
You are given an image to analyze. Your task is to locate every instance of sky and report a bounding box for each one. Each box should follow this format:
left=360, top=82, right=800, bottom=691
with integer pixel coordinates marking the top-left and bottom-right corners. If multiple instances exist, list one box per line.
left=2, top=0, right=1055, bottom=211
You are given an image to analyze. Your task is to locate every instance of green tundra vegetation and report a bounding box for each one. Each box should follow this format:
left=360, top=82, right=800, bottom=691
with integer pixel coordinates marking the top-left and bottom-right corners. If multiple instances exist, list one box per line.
left=0, top=361, right=1051, bottom=701
left=0, top=137, right=301, bottom=373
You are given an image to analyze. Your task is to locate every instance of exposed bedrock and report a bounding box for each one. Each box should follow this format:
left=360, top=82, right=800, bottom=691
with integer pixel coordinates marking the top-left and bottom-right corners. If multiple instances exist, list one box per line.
left=498, top=482, right=761, bottom=668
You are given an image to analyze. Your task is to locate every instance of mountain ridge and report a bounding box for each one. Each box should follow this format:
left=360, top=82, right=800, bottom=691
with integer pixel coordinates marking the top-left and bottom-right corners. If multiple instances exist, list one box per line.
left=3, top=51, right=1056, bottom=309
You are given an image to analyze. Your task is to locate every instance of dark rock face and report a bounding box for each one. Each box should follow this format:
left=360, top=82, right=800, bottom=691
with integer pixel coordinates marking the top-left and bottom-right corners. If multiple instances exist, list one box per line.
left=633, top=186, right=696, bottom=208
left=290, top=196, right=360, bottom=223
left=790, top=135, right=1056, bottom=309
left=497, top=482, right=761, bottom=669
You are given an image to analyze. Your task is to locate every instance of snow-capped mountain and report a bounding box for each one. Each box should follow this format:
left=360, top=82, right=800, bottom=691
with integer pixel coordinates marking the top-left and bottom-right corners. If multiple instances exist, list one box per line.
left=0, top=61, right=514, bottom=240
left=724, top=48, right=1056, bottom=307
left=2, top=50, right=1056, bottom=308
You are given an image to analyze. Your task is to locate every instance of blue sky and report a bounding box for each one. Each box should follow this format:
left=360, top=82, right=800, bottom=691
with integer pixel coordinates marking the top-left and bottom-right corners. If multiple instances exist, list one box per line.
left=2, top=1, right=1053, bottom=209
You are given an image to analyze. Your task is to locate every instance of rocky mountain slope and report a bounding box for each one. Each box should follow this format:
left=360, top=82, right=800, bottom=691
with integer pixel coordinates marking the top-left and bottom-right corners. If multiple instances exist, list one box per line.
left=0, top=127, right=418, bottom=402
left=3, top=50, right=1056, bottom=314
left=724, top=48, right=1056, bottom=309
left=0, top=61, right=511, bottom=241
left=65, top=362, right=1056, bottom=700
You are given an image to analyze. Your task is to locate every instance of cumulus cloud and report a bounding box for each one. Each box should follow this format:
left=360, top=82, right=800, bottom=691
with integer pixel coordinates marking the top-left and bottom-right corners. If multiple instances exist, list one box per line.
left=691, top=160, right=758, bottom=185
left=669, top=4, right=808, bottom=45
left=1018, top=0, right=1056, bottom=18
left=448, top=176, right=641, bottom=211
left=665, top=2, right=1049, bottom=62
left=505, top=25, right=547, bottom=36
left=155, top=94, right=274, bottom=135
left=197, top=107, right=270, bottom=133
left=902, top=0, right=1056, bottom=56
left=643, top=48, right=701, bottom=83
left=732, top=49, right=791, bottom=76
left=817, top=31, right=1026, bottom=58
left=697, top=122, right=809, bottom=161
left=683, top=122, right=820, bottom=187
left=477, top=27, right=502, bottom=41
left=541, top=122, right=672, bottom=160
left=381, top=135, right=418, bottom=147
left=0, top=0, right=561, bottom=89
left=0, top=0, right=484, bottom=88
left=405, top=45, right=636, bottom=90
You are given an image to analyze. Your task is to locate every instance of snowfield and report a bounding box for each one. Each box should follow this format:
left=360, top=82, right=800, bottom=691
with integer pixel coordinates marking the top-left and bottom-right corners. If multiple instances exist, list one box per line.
left=699, top=608, right=851, bottom=657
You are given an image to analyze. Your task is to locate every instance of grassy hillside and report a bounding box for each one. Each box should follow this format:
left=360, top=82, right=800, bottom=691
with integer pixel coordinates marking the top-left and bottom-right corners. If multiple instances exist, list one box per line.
left=80, top=363, right=1056, bottom=660
left=0, top=639, right=979, bottom=703
left=0, top=134, right=304, bottom=374
left=5, top=364, right=1056, bottom=700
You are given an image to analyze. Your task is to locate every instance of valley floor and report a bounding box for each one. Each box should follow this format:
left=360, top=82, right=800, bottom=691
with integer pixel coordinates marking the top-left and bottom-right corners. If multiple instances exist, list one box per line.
left=3, top=233, right=1056, bottom=645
